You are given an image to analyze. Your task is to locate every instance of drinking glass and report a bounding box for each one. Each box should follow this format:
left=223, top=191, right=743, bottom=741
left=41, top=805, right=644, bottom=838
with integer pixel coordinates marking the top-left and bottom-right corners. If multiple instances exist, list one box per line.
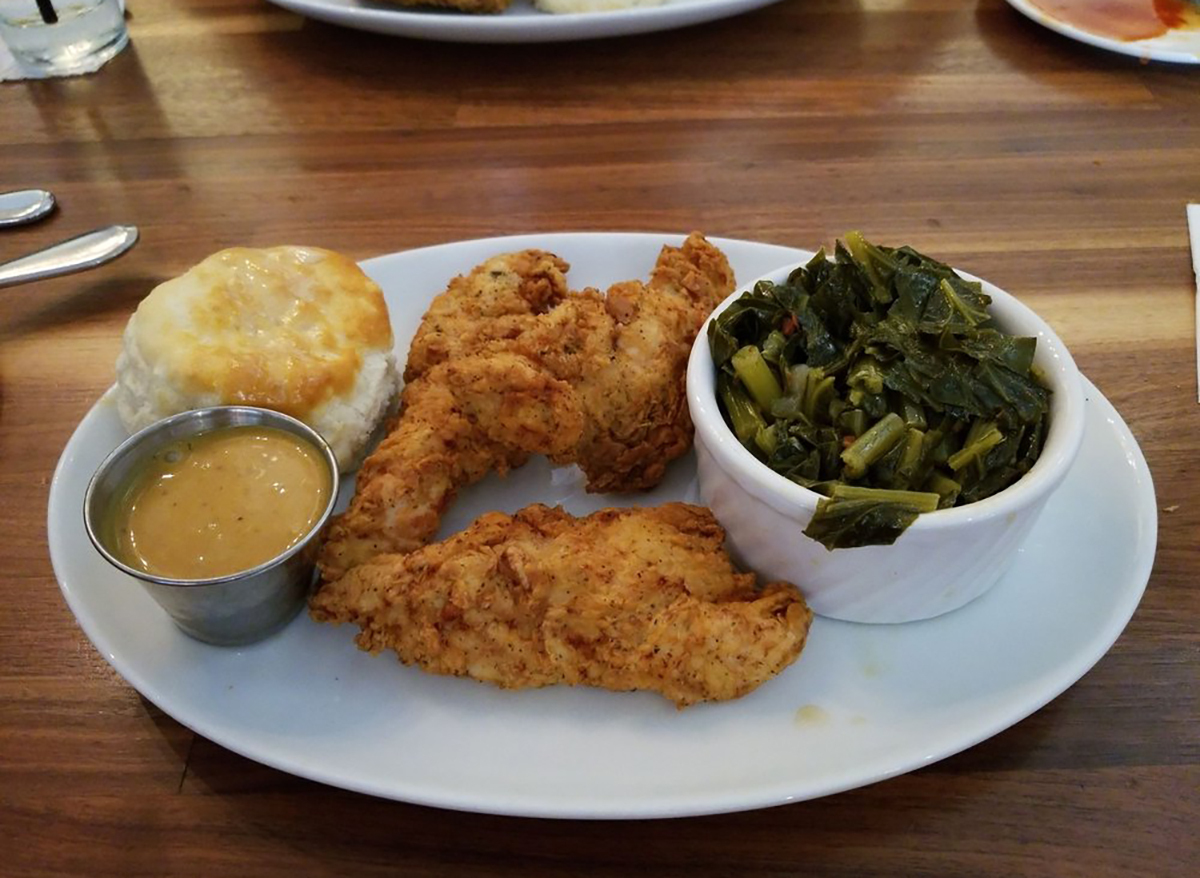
left=0, top=0, right=128, bottom=75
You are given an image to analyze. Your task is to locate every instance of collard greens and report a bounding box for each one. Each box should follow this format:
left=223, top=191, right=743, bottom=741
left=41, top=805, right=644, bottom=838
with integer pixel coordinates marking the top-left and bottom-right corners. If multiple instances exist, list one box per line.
left=708, top=232, right=1051, bottom=550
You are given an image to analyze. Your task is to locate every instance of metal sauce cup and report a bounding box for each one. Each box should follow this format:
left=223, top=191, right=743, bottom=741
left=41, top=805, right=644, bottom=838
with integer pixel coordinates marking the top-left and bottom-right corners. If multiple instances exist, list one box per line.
left=84, top=406, right=339, bottom=646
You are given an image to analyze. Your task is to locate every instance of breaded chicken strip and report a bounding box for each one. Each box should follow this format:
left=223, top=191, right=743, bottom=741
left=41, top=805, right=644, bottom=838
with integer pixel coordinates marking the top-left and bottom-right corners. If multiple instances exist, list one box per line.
left=403, top=249, right=572, bottom=380
left=318, top=234, right=734, bottom=580
left=310, top=504, right=812, bottom=708
left=321, top=352, right=586, bottom=575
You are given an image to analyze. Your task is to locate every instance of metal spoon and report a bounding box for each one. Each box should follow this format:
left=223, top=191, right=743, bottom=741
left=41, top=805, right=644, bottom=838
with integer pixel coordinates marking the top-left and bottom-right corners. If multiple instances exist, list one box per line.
left=0, top=189, right=56, bottom=227
left=0, top=225, right=139, bottom=288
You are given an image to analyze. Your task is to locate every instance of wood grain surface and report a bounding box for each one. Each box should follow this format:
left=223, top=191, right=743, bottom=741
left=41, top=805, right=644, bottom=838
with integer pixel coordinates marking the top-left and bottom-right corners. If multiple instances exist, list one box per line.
left=1, top=1, right=1197, bottom=875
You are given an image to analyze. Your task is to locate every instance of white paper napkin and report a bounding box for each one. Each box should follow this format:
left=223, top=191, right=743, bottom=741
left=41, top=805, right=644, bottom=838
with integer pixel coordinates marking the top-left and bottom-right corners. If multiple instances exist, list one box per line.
left=0, top=0, right=126, bottom=82
left=1189, top=204, right=1200, bottom=403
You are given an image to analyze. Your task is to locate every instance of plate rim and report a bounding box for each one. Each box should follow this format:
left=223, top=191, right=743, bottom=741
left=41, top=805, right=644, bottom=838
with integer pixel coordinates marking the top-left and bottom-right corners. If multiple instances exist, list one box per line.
left=46, top=233, right=1158, bottom=819
left=1004, top=0, right=1200, bottom=64
left=265, top=0, right=785, bottom=43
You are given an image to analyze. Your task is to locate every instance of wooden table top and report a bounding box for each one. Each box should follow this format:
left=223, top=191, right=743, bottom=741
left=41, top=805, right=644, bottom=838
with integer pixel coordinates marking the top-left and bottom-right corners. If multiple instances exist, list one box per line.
left=2, top=1, right=1197, bottom=874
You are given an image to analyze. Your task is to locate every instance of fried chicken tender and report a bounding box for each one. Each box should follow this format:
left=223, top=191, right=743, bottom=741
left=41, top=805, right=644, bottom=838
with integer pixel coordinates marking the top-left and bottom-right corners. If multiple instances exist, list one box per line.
left=310, top=504, right=812, bottom=707
left=318, top=233, right=734, bottom=580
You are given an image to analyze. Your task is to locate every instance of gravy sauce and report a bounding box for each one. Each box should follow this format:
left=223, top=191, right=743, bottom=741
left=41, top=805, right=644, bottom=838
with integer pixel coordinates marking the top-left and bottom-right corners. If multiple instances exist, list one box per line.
left=112, top=425, right=331, bottom=579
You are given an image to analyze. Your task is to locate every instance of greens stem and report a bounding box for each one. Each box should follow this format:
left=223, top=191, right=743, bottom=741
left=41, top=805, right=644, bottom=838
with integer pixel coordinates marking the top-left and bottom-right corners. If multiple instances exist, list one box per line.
left=841, top=412, right=906, bottom=479
left=755, top=423, right=778, bottom=456
left=720, top=380, right=767, bottom=446
left=947, top=422, right=1004, bottom=471
left=732, top=345, right=783, bottom=412
left=895, top=428, right=925, bottom=487
left=828, top=483, right=940, bottom=513
left=923, top=472, right=962, bottom=509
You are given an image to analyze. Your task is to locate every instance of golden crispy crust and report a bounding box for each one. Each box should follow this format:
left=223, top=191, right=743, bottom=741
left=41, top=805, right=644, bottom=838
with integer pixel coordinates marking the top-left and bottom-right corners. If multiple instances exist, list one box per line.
left=403, top=250, right=571, bottom=381
left=318, top=233, right=734, bottom=580
left=405, top=233, right=735, bottom=492
left=311, top=504, right=812, bottom=707
left=317, top=353, right=584, bottom=575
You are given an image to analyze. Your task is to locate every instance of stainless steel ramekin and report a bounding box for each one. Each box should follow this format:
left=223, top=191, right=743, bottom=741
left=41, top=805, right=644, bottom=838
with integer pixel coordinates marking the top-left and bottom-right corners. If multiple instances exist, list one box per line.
left=84, top=406, right=339, bottom=646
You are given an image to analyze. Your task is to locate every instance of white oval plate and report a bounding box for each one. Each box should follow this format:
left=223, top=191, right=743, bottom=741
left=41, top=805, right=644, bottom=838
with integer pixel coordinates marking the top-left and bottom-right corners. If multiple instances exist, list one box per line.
left=266, top=0, right=782, bottom=43
left=1006, top=0, right=1200, bottom=64
left=48, top=234, right=1157, bottom=819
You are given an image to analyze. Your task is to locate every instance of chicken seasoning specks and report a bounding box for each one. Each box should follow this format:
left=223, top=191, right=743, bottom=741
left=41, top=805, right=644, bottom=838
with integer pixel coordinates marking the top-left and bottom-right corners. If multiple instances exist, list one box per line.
left=310, top=504, right=812, bottom=707
left=308, top=234, right=814, bottom=704
left=317, top=233, right=735, bottom=580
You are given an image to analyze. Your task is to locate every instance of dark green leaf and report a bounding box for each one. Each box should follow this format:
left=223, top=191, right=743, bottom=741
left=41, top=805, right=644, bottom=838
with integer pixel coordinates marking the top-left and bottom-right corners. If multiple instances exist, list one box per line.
left=803, top=498, right=922, bottom=550
left=708, top=233, right=1054, bottom=550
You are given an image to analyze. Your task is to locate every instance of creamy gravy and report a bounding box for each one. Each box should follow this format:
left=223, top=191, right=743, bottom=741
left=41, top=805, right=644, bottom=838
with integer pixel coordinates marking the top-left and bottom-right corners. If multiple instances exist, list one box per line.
left=112, top=425, right=331, bottom=579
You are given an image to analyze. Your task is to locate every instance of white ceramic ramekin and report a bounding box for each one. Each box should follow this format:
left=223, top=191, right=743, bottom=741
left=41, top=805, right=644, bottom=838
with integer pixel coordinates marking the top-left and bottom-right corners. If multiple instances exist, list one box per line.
left=687, top=261, right=1086, bottom=624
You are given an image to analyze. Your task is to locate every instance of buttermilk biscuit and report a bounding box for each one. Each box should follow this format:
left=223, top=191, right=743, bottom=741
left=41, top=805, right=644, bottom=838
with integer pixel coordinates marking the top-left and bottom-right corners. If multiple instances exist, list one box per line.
left=115, top=246, right=398, bottom=471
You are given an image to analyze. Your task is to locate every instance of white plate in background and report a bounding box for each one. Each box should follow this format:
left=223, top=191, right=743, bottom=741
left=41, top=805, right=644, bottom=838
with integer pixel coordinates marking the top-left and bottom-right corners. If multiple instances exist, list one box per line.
left=1006, top=0, right=1200, bottom=64
left=266, top=0, right=783, bottom=43
left=48, top=234, right=1156, bottom=818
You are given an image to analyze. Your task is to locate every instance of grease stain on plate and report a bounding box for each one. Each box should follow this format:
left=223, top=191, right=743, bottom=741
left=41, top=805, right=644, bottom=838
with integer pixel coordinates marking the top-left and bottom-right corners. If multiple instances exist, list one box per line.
left=794, top=704, right=830, bottom=727
left=860, top=641, right=886, bottom=679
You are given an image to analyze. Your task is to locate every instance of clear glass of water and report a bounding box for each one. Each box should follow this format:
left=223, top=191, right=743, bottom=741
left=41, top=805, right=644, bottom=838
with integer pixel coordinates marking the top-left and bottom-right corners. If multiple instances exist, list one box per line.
left=0, top=0, right=128, bottom=75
